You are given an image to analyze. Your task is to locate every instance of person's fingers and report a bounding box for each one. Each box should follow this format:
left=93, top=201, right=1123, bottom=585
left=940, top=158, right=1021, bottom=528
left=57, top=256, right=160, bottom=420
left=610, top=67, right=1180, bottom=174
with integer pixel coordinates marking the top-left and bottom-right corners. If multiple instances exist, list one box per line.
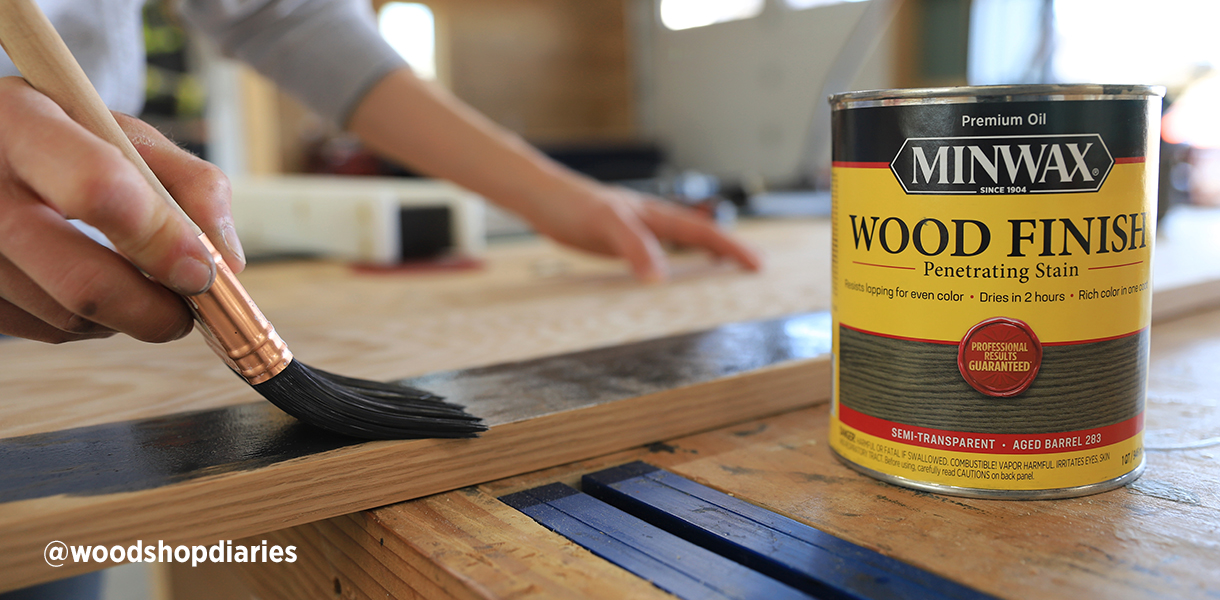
left=638, top=199, right=763, bottom=271
left=0, top=78, right=197, bottom=343
left=0, top=296, right=114, bottom=344
left=597, top=200, right=669, bottom=282
left=116, top=113, right=245, bottom=273
left=0, top=252, right=115, bottom=338
left=0, top=79, right=215, bottom=296
left=0, top=185, right=195, bottom=342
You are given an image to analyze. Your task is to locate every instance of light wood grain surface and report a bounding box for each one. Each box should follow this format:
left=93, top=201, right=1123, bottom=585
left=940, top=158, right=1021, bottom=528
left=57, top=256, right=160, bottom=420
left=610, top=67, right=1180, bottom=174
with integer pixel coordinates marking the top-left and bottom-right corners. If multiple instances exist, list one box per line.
left=0, top=219, right=827, bottom=439
left=247, top=306, right=1220, bottom=600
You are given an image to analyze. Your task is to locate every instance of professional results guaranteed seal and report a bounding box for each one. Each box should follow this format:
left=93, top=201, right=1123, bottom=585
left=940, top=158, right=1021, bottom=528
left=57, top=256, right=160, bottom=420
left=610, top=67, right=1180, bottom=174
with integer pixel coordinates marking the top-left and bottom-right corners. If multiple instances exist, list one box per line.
left=828, top=84, right=1163, bottom=499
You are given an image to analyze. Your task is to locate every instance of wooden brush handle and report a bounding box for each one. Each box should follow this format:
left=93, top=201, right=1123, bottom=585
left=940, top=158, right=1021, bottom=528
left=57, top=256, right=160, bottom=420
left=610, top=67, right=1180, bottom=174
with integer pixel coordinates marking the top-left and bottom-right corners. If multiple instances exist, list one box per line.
left=0, top=0, right=202, bottom=236
left=0, top=0, right=294, bottom=383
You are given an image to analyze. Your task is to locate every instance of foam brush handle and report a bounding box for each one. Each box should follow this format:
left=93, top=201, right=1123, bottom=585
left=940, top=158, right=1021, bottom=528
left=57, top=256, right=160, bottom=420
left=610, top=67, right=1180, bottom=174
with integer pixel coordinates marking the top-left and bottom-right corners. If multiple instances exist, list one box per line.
left=0, top=0, right=294, bottom=384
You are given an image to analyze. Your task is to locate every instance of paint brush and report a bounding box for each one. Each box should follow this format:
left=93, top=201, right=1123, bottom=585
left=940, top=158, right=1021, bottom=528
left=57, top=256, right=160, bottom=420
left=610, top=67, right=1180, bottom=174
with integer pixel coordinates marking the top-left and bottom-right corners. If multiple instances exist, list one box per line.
left=0, top=0, right=486, bottom=439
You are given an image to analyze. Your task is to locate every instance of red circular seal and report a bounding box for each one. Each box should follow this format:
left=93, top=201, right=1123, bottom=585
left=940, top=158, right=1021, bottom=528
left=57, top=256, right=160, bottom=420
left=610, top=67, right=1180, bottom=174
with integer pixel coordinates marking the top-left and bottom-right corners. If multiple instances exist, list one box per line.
left=957, top=317, right=1042, bottom=397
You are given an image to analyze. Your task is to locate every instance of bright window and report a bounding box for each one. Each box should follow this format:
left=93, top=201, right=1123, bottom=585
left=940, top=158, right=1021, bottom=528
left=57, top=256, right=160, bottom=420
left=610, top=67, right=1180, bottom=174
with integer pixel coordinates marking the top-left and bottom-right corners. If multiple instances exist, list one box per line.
left=1053, top=0, right=1220, bottom=88
left=659, top=0, right=765, bottom=31
left=784, top=0, right=868, bottom=10
left=378, top=2, right=437, bottom=80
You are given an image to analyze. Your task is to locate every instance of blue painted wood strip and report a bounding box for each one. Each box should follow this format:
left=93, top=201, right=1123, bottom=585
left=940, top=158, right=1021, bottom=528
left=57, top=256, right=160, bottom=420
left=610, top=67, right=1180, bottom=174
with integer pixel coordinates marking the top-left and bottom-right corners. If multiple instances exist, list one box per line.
left=500, top=483, right=816, bottom=600
left=608, top=464, right=965, bottom=594
left=635, top=467, right=987, bottom=598
left=583, top=462, right=995, bottom=600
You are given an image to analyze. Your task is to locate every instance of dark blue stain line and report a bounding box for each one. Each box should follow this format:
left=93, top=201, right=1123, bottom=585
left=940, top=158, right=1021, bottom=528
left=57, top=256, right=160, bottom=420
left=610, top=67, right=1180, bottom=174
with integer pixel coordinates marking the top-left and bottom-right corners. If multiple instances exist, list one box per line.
left=0, top=312, right=832, bottom=503
left=500, top=483, right=815, bottom=600
left=583, top=462, right=997, bottom=600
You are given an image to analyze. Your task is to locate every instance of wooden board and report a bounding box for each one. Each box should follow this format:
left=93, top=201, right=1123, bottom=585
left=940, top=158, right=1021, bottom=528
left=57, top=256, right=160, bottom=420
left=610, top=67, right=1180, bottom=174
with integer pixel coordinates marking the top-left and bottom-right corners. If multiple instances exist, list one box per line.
left=0, top=219, right=830, bottom=440
left=501, top=483, right=813, bottom=600
left=241, top=306, right=1220, bottom=600
left=0, top=312, right=831, bottom=591
left=238, top=488, right=681, bottom=600
left=3, top=212, right=1220, bottom=594
left=579, top=462, right=991, bottom=600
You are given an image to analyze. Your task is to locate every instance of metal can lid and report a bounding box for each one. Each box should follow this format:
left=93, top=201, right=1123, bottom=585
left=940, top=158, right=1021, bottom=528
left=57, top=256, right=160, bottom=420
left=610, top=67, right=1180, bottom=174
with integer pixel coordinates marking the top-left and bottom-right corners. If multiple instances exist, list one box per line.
left=830, top=84, right=1166, bottom=110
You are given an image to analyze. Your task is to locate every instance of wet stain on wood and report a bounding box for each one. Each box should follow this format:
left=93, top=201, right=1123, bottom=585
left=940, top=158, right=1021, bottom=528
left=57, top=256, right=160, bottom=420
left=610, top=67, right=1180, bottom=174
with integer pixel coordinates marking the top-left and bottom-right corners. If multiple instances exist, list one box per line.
left=731, top=423, right=769, bottom=437
left=646, top=442, right=679, bottom=454
left=0, top=313, right=832, bottom=502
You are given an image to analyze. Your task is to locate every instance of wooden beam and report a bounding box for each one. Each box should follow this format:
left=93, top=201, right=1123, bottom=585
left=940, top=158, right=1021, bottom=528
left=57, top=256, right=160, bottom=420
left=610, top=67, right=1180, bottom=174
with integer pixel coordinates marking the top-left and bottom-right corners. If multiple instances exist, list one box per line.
left=0, top=219, right=832, bottom=441
left=500, top=483, right=812, bottom=600
left=579, top=462, right=993, bottom=600
left=0, top=313, right=831, bottom=591
left=247, top=305, right=1220, bottom=600
left=240, top=489, right=680, bottom=600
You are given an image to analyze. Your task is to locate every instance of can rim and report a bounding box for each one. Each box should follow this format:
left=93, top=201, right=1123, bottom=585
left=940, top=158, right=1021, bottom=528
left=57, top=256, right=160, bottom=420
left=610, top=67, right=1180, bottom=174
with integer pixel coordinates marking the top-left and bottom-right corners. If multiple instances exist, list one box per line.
left=830, top=84, right=1166, bottom=110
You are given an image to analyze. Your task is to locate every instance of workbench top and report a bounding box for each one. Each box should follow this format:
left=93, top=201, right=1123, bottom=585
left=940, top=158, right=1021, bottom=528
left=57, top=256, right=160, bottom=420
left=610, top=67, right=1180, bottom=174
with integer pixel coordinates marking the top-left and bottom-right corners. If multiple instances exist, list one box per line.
left=2, top=213, right=1218, bottom=598
left=0, top=218, right=830, bottom=592
left=236, top=305, right=1220, bottom=600
left=0, top=219, right=826, bottom=440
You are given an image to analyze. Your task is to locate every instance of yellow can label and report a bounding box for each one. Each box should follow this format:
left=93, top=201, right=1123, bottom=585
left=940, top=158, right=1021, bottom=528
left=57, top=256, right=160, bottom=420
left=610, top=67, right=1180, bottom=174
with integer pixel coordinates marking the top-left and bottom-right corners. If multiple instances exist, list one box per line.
left=829, top=94, right=1160, bottom=492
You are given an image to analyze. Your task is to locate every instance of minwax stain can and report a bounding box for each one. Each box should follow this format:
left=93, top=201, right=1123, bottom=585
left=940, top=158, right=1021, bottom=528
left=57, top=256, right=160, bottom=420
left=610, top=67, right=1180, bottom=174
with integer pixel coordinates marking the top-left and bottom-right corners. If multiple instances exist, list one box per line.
left=828, top=84, right=1164, bottom=499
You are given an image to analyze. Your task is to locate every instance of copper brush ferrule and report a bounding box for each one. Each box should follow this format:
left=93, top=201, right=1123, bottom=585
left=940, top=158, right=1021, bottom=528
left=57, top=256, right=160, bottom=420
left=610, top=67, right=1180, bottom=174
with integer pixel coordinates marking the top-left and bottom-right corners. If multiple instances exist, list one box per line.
left=186, top=235, right=293, bottom=385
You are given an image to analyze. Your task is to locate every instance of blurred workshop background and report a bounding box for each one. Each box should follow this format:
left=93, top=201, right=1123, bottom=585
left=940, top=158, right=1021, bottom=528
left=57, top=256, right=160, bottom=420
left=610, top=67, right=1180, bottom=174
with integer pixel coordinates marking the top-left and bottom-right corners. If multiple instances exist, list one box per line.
left=140, top=0, right=1220, bottom=238
left=140, top=0, right=1220, bottom=268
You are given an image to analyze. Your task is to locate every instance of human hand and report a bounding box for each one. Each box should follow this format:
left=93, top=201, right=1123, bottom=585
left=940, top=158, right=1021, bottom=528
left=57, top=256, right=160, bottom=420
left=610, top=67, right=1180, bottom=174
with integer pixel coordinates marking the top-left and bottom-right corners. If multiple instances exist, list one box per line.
left=0, top=78, right=244, bottom=343
left=346, top=68, right=761, bottom=280
left=517, top=175, right=762, bottom=282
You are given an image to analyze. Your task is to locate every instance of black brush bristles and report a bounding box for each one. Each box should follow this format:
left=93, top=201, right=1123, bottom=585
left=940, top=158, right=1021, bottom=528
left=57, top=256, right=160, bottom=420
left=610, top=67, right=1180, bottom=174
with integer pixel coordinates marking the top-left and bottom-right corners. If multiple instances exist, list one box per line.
left=252, top=360, right=486, bottom=439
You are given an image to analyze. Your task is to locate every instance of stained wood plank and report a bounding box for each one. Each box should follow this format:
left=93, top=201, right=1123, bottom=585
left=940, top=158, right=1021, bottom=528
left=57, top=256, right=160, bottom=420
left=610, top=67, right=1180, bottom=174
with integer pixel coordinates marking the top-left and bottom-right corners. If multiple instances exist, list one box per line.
left=500, top=483, right=812, bottom=600
left=0, top=313, right=829, bottom=504
left=582, top=462, right=994, bottom=600
left=0, top=313, right=831, bottom=591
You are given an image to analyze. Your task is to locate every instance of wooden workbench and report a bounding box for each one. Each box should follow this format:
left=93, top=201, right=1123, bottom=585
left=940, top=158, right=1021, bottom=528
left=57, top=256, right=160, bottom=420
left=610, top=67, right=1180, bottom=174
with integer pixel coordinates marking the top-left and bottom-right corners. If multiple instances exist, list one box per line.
left=0, top=218, right=828, bottom=592
left=228, top=303, right=1220, bottom=599
left=2, top=214, right=1218, bottom=598
left=228, top=211, right=1220, bottom=600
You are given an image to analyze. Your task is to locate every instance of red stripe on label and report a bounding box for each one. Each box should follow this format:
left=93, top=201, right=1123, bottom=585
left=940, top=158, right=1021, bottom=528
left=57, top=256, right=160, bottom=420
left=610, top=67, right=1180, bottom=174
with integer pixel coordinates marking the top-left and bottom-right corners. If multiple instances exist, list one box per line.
left=1041, top=327, right=1146, bottom=346
left=832, top=161, right=891, bottom=169
left=1087, top=261, right=1144, bottom=270
left=851, top=261, right=917, bottom=271
left=1114, top=157, right=1146, bottom=164
left=838, top=405, right=1142, bottom=454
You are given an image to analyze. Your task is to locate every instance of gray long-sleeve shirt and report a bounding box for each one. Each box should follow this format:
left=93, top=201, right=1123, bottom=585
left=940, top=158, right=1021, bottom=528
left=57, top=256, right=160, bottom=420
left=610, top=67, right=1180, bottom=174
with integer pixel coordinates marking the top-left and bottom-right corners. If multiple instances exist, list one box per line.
left=0, top=0, right=406, bottom=125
